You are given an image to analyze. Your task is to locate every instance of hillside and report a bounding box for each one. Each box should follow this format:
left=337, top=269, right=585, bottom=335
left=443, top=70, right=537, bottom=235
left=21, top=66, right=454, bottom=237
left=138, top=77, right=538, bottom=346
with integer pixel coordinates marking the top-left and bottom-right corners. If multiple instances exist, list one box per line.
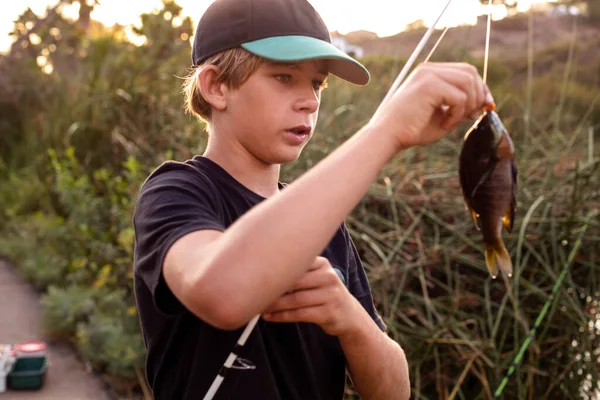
left=341, top=12, right=600, bottom=73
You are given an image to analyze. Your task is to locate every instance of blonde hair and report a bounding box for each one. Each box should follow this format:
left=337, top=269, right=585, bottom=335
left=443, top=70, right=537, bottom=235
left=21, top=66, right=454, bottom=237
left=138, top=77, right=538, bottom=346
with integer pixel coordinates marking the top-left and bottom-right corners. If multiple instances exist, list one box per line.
left=183, top=47, right=263, bottom=124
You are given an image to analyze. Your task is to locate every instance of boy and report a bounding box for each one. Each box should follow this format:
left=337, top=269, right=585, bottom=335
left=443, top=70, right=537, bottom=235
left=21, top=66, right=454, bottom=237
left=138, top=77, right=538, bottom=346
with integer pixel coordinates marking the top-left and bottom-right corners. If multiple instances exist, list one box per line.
left=133, top=0, right=494, bottom=399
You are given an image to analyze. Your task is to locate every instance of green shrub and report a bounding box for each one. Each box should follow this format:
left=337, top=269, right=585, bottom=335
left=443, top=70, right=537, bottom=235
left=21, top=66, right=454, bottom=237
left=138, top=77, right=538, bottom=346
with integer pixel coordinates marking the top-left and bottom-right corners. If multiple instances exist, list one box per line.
left=75, top=290, right=146, bottom=379
left=41, top=285, right=106, bottom=338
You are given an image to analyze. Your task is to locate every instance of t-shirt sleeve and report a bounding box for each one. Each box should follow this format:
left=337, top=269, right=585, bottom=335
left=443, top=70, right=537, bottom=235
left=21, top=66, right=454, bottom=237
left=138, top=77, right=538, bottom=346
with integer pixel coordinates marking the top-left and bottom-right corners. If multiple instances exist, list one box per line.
left=342, top=225, right=388, bottom=333
left=133, top=163, right=225, bottom=316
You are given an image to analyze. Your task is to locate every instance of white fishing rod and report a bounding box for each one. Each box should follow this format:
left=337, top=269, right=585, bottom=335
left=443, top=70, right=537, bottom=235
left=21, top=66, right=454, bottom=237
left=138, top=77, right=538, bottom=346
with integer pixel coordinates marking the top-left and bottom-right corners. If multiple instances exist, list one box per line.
left=371, top=0, right=454, bottom=121
left=483, top=0, right=493, bottom=84
left=202, top=2, right=455, bottom=399
left=202, top=315, right=260, bottom=400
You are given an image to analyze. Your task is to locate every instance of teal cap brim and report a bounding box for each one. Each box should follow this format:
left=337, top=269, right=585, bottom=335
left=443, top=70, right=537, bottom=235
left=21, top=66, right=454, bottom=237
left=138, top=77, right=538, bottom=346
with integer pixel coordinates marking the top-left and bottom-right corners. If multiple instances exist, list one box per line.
left=241, top=35, right=370, bottom=85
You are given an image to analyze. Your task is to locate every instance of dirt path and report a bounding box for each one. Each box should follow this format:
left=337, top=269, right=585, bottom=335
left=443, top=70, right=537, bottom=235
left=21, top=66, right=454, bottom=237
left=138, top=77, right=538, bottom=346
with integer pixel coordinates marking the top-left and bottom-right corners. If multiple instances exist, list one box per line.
left=0, top=260, right=113, bottom=400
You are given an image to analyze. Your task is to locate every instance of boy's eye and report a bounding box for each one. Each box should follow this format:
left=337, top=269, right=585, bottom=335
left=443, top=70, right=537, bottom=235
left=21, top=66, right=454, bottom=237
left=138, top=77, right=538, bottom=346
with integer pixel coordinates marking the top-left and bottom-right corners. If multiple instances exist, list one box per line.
left=274, top=73, right=327, bottom=91
left=275, top=74, right=292, bottom=83
left=313, top=80, right=327, bottom=91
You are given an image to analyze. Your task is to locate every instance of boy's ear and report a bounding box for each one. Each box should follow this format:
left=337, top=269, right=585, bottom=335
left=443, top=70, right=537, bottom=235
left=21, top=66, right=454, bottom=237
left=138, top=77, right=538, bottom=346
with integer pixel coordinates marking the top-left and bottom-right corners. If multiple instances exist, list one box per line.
left=198, top=65, right=227, bottom=111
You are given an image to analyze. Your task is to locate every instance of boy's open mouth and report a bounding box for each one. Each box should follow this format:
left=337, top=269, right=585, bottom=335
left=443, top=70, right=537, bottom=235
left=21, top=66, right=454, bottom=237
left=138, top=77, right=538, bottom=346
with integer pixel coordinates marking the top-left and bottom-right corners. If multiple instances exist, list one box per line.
left=286, top=125, right=311, bottom=136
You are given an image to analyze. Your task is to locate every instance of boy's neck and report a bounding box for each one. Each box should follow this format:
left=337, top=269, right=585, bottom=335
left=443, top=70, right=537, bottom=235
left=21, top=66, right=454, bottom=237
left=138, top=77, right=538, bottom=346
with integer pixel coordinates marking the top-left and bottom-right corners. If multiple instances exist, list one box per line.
left=203, top=135, right=281, bottom=199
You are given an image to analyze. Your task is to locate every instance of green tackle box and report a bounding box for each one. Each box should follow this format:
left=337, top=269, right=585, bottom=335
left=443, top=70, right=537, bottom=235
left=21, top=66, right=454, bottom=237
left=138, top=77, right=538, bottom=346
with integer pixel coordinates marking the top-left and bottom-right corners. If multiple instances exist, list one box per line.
left=7, top=356, right=48, bottom=390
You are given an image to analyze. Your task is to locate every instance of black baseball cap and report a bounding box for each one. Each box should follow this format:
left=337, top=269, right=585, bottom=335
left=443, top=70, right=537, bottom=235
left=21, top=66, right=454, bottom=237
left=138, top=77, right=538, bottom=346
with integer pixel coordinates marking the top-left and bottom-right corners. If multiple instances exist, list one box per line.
left=191, top=0, right=370, bottom=85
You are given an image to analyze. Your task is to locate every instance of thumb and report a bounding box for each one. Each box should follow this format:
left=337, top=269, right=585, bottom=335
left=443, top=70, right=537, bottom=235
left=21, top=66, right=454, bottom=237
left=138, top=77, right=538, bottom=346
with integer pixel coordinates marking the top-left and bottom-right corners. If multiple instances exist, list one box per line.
left=309, top=256, right=330, bottom=271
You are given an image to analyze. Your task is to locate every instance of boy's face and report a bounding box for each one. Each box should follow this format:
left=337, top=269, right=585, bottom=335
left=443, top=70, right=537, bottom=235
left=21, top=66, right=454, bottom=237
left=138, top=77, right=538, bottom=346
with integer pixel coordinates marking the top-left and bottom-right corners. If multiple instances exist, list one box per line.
left=220, top=59, right=328, bottom=165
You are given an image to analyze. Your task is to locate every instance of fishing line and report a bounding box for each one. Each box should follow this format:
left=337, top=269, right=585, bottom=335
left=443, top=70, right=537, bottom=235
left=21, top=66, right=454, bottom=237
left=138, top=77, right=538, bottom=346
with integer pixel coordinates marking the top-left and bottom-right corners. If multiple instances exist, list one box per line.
left=423, top=26, right=450, bottom=64
left=492, top=211, right=597, bottom=399
left=483, top=0, right=493, bottom=83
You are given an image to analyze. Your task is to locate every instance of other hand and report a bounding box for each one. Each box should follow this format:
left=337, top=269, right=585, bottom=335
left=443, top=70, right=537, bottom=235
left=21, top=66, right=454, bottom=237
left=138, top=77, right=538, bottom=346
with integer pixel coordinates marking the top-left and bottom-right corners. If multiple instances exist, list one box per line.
left=261, top=256, right=361, bottom=337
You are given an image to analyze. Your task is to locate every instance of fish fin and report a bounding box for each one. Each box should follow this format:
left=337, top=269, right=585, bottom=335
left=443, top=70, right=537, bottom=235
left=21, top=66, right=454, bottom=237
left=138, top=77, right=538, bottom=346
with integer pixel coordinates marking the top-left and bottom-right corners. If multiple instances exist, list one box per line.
left=484, top=240, right=513, bottom=279
left=470, top=208, right=481, bottom=231
left=484, top=248, right=498, bottom=279
left=460, top=189, right=480, bottom=230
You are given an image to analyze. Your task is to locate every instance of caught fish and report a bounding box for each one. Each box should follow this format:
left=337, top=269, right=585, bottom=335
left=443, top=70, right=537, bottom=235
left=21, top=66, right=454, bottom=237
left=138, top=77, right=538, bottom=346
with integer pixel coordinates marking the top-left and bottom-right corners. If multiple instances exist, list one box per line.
left=458, top=105, right=517, bottom=279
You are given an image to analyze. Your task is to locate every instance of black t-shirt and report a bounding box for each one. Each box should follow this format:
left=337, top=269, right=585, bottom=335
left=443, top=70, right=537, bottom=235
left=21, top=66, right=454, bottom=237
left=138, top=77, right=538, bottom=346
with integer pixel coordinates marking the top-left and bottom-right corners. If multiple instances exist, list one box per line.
left=133, top=156, right=386, bottom=400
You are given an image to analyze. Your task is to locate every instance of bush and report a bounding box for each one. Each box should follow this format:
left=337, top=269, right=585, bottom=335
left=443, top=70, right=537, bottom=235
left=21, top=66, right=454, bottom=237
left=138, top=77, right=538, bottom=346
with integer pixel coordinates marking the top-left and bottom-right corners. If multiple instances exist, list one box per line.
left=1, top=146, right=148, bottom=390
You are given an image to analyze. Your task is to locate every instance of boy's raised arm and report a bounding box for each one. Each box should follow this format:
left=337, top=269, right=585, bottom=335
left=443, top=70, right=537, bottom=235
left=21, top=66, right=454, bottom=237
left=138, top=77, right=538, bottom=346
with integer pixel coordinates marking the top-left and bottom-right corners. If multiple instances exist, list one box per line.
left=164, top=62, right=493, bottom=330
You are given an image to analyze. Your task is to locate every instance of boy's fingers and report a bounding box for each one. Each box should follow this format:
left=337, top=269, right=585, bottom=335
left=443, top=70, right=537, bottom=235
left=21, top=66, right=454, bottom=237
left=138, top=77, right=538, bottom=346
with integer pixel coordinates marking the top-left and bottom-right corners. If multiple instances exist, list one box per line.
left=264, top=288, right=326, bottom=313
left=432, top=66, right=479, bottom=113
left=422, top=63, right=492, bottom=115
left=292, top=266, right=338, bottom=290
left=275, top=258, right=337, bottom=297
left=432, top=80, right=468, bottom=130
left=263, top=305, right=325, bottom=324
left=308, top=256, right=329, bottom=270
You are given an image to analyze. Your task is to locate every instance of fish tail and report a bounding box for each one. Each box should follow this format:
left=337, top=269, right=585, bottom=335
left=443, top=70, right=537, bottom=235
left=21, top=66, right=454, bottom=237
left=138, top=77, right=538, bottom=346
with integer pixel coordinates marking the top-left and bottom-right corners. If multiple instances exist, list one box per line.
left=484, top=240, right=513, bottom=279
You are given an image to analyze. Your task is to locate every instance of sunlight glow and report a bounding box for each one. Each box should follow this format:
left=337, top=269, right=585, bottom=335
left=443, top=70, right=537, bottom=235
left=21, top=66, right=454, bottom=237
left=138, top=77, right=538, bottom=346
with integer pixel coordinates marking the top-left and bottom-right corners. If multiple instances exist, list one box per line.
left=516, top=0, right=554, bottom=12
left=90, top=0, right=164, bottom=28
left=60, top=2, right=81, bottom=21
left=1, top=0, right=558, bottom=53
left=125, top=27, right=147, bottom=47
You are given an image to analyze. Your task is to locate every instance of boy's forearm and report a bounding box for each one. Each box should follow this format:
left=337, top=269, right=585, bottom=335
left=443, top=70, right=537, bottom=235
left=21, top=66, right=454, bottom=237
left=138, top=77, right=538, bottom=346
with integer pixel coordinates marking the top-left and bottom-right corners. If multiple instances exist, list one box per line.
left=339, top=303, right=411, bottom=400
left=200, top=124, right=400, bottom=323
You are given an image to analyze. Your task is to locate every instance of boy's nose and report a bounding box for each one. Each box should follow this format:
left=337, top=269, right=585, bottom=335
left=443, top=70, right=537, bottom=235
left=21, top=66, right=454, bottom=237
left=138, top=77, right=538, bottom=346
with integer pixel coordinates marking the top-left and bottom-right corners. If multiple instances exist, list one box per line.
left=294, top=90, right=319, bottom=114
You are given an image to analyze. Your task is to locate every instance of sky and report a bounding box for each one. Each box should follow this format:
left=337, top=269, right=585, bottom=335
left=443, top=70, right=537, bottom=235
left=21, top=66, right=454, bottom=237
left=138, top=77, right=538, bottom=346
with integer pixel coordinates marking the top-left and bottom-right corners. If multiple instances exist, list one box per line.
left=1, top=0, right=552, bottom=52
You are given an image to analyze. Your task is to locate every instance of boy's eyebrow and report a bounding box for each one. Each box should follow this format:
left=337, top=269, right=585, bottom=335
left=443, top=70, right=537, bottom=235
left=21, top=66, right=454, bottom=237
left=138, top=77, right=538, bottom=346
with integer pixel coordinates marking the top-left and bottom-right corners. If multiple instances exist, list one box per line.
left=265, top=60, right=328, bottom=77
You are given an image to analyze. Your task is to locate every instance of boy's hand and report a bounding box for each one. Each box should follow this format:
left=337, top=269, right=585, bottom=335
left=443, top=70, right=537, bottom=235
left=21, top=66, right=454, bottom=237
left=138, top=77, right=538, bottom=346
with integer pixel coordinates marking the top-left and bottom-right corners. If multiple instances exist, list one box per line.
left=369, top=62, right=494, bottom=151
left=261, top=257, right=362, bottom=337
